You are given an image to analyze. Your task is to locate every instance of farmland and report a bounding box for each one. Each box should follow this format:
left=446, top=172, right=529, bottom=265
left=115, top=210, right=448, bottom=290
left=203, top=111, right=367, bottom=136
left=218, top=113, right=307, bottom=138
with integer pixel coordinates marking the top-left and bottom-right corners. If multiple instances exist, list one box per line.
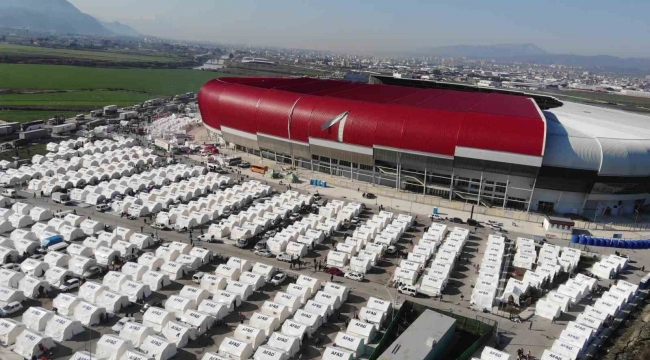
left=0, top=91, right=152, bottom=107
left=0, top=110, right=79, bottom=122
left=0, top=43, right=187, bottom=63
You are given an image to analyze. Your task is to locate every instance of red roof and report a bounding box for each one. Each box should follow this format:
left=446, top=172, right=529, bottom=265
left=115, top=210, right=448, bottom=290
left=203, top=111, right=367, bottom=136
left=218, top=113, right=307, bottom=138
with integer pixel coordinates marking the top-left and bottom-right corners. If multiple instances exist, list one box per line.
left=198, top=77, right=545, bottom=157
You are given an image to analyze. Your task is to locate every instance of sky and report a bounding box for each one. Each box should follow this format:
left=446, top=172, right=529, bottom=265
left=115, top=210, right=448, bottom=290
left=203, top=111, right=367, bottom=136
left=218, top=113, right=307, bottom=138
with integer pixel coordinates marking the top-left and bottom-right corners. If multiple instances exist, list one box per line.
left=70, top=0, right=650, bottom=57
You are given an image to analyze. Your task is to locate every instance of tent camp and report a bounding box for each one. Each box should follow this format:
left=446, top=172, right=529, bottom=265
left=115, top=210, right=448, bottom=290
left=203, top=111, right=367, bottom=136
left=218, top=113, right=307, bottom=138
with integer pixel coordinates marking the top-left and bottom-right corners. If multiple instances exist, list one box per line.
left=253, top=346, right=289, bottom=360
left=179, top=285, right=211, bottom=305
left=120, top=280, right=151, bottom=302
left=121, top=262, right=149, bottom=281
left=293, top=309, right=323, bottom=333
left=334, top=332, right=366, bottom=358
left=219, top=337, right=254, bottom=360
left=12, top=329, right=56, bottom=360
left=19, top=275, right=52, bottom=299
left=281, top=319, right=309, bottom=340
left=0, top=318, right=26, bottom=346
left=162, top=320, right=196, bottom=348
left=536, top=299, right=562, bottom=321
left=225, top=281, right=254, bottom=301
left=197, top=299, right=230, bottom=320
left=0, top=269, right=24, bottom=289
left=239, top=272, right=265, bottom=291
left=143, top=307, right=175, bottom=332
left=53, top=293, right=80, bottom=316
left=104, top=271, right=132, bottom=292
left=215, top=265, right=241, bottom=281
left=96, top=334, right=134, bottom=360
left=322, top=347, right=354, bottom=360
left=233, top=324, right=266, bottom=349
left=44, top=315, right=84, bottom=341
left=23, top=306, right=54, bottom=331
left=129, top=233, right=155, bottom=250
left=141, top=270, right=171, bottom=291
left=213, top=290, right=242, bottom=310
left=119, top=322, right=156, bottom=348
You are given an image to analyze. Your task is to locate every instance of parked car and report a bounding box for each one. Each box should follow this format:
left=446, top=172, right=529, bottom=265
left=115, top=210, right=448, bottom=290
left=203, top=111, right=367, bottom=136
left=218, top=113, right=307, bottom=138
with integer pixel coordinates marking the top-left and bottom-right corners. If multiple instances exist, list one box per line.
left=276, top=253, right=297, bottom=262
left=0, top=264, right=21, bottom=272
left=59, top=278, right=81, bottom=292
left=29, top=254, right=45, bottom=261
left=397, top=284, right=418, bottom=297
left=83, top=266, right=104, bottom=279
left=386, top=245, right=397, bottom=255
left=254, top=249, right=273, bottom=258
left=238, top=162, right=251, bottom=169
left=197, top=234, right=221, bottom=243
left=324, top=267, right=344, bottom=276
left=0, top=302, right=23, bottom=317
left=344, top=271, right=364, bottom=282
left=111, top=317, right=136, bottom=332
left=96, top=204, right=111, bottom=212
left=140, top=299, right=164, bottom=314
left=254, top=240, right=268, bottom=251
left=270, top=272, right=287, bottom=286
left=192, top=272, right=206, bottom=284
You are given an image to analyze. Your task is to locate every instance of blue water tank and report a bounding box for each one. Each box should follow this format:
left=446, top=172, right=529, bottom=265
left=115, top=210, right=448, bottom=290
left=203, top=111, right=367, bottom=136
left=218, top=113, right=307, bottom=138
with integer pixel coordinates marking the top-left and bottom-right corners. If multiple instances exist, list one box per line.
left=604, top=239, right=611, bottom=247
left=611, top=239, right=619, bottom=248
left=571, top=235, right=579, bottom=243
left=588, top=237, right=595, bottom=245
left=310, top=179, right=315, bottom=185
left=579, top=237, right=587, bottom=245
left=41, top=235, right=63, bottom=248
left=595, top=238, right=602, bottom=246
left=323, top=181, right=327, bottom=187
left=621, top=240, right=629, bottom=248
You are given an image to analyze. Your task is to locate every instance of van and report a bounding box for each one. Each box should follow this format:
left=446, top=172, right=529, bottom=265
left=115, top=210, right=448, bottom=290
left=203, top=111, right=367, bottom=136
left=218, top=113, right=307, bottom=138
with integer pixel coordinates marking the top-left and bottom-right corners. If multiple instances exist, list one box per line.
left=54, top=210, right=73, bottom=219
left=397, top=284, right=418, bottom=297
left=1, top=189, right=16, bottom=198
left=192, top=272, right=206, bottom=284
left=96, top=204, right=111, bottom=212
left=47, top=242, right=70, bottom=252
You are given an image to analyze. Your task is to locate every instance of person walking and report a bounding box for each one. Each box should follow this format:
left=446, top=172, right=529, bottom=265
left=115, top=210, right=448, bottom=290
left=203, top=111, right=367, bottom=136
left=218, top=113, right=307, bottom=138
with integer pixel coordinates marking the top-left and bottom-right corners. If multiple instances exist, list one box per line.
left=330, top=274, right=334, bottom=282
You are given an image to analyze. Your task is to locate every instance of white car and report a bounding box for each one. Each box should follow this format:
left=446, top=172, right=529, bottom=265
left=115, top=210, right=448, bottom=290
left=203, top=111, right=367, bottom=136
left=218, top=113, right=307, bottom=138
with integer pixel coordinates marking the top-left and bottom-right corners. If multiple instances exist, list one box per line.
left=270, top=272, right=287, bottom=286
left=344, top=271, right=364, bottom=282
left=192, top=272, right=206, bottom=284
left=397, top=284, right=418, bottom=297
left=0, top=264, right=21, bottom=272
left=111, top=317, right=136, bottom=332
left=254, top=249, right=273, bottom=258
left=59, top=278, right=81, bottom=292
left=0, top=302, right=22, bottom=317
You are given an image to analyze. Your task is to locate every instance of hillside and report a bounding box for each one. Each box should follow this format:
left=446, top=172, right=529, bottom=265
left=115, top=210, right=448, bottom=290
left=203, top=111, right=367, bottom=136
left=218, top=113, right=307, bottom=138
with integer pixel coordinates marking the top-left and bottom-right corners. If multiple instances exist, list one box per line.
left=100, top=20, right=141, bottom=37
left=0, top=0, right=112, bottom=36
left=416, top=43, right=548, bottom=58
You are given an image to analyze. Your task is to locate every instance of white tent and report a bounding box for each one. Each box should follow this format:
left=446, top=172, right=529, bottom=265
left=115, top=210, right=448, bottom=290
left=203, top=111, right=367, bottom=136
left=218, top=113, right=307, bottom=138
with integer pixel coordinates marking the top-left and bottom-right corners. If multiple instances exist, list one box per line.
left=129, top=233, right=155, bottom=250
left=418, top=275, right=447, bottom=297
left=0, top=247, right=19, bottom=266
left=322, top=346, right=354, bottom=360
left=334, top=332, right=366, bottom=357
left=197, top=299, right=230, bottom=320
left=20, top=258, right=49, bottom=277
left=143, top=307, right=175, bottom=333
left=0, top=269, right=24, bottom=288
left=215, top=264, right=241, bottom=281
left=233, top=324, right=266, bottom=349
left=13, top=239, right=39, bottom=256
left=281, top=319, right=309, bottom=340
left=118, top=323, right=155, bottom=350
left=470, top=289, right=495, bottom=310
left=139, top=254, right=164, bottom=271
left=200, top=274, right=228, bottom=294
left=0, top=318, right=26, bottom=346
left=13, top=329, right=56, bottom=360
left=202, top=353, right=229, bottom=360
left=551, top=340, right=581, bottom=360
left=304, top=299, right=332, bottom=320
left=97, top=334, right=134, bottom=360
left=114, top=227, right=134, bottom=241
left=74, top=301, right=106, bottom=326
left=592, top=262, right=616, bottom=280
left=249, top=312, right=281, bottom=337
left=43, top=251, right=71, bottom=268
left=219, top=337, right=254, bottom=360
left=95, top=246, right=120, bottom=266
left=251, top=263, right=276, bottom=282
left=274, top=292, right=302, bottom=314
left=19, top=275, right=52, bottom=299
left=79, top=281, right=106, bottom=303
left=120, top=280, right=151, bottom=302
left=141, top=270, right=171, bottom=291
left=67, top=244, right=95, bottom=258
left=121, top=262, right=149, bottom=281
left=53, top=293, right=80, bottom=316
left=80, top=219, right=104, bottom=235
left=68, top=256, right=96, bottom=277
left=547, top=292, right=572, bottom=313
left=155, top=247, right=180, bottom=262
left=253, top=345, right=289, bottom=360
left=358, top=306, right=386, bottom=327
left=23, top=306, right=54, bottom=331
left=63, top=213, right=84, bottom=227
left=212, top=290, right=241, bottom=311
left=189, top=247, right=213, bottom=264
left=30, top=207, right=53, bottom=222
left=267, top=331, right=301, bottom=356
left=536, top=299, right=562, bottom=320
left=293, top=309, right=323, bottom=333
left=576, top=313, right=602, bottom=333
left=165, top=295, right=197, bottom=317
left=314, top=291, right=342, bottom=311
left=0, top=286, right=24, bottom=307
left=103, top=271, right=131, bottom=292
left=327, top=250, right=350, bottom=268
left=112, top=240, right=137, bottom=258
left=181, top=309, right=214, bottom=336
left=160, top=261, right=190, bottom=280
left=239, top=272, right=265, bottom=291
left=286, top=242, right=308, bottom=258
left=286, top=284, right=312, bottom=304
left=162, top=320, right=196, bottom=348
left=227, top=257, right=253, bottom=272
left=260, top=301, right=290, bottom=323
left=45, top=314, right=84, bottom=341
left=393, top=267, right=418, bottom=286
left=179, top=285, right=211, bottom=304
left=540, top=350, right=570, bottom=360
left=176, top=254, right=202, bottom=271
left=559, top=329, right=589, bottom=350
left=481, top=346, right=512, bottom=360
left=97, top=290, right=129, bottom=314
left=226, top=280, right=254, bottom=301
left=70, top=351, right=105, bottom=360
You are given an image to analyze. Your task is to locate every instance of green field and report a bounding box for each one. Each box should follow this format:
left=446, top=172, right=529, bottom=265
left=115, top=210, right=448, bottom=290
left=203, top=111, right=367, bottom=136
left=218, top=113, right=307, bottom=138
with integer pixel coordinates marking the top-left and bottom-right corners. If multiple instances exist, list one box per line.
left=0, top=110, right=79, bottom=122
left=533, top=89, right=650, bottom=113
left=0, top=91, right=151, bottom=106
left=0, top=43, right=186, bottom=63
left=0, top=64, right=226, bottom=94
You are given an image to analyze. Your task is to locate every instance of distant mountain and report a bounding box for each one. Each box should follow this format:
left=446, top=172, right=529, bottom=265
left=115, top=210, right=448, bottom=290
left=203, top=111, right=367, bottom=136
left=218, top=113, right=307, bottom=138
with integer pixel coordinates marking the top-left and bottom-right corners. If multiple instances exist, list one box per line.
left=0, top=0, right=112, bottom=36
left=416, top=43, right=548, bottom=58
left=100, top=20, right=141, bottom=37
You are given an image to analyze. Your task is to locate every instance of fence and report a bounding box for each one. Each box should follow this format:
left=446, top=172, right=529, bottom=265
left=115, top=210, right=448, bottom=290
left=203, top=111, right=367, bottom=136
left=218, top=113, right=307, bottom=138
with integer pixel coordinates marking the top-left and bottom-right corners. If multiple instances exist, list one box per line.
left=367, top=304, right=406, bottom=360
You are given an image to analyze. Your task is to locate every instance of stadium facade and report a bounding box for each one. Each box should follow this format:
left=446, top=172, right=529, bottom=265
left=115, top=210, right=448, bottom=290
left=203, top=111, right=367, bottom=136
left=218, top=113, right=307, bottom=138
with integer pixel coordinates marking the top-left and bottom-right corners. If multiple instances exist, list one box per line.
left=198, top=76, right=650, bottom=217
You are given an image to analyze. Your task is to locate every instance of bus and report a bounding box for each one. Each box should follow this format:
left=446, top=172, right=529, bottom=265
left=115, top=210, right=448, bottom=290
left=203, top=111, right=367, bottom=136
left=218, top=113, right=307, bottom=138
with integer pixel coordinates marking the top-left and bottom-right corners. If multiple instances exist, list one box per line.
left=225, top=156, right=242, bottom=166
left=251, top=164, right=268, bottom=174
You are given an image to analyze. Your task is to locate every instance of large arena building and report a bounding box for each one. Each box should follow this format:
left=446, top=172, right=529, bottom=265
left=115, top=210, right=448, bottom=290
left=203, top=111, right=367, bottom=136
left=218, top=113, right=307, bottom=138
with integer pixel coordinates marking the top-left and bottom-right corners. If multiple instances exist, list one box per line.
left=198, top=76, right=650, bottom=217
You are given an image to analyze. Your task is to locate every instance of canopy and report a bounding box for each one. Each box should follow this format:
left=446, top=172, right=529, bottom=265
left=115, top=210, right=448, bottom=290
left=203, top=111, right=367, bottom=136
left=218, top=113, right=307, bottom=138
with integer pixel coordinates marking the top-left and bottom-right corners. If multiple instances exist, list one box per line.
left=143, top=307, right=175, bottom=332
left=234, top=324, right=266, bottom=348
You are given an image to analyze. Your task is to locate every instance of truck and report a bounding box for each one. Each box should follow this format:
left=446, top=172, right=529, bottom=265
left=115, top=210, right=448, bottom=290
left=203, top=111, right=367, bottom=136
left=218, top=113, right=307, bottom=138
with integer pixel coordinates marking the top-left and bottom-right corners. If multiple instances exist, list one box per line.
left=51, top=123, right=77, bottom=135
left=119, top=111, right=139, bottom=120
left=154, top=138, right=177, bottom=153
left=90, top=110, right=103, bottom=117
left=75, top=114, right=85, bottom=121
left=103, top=105, right=118, bottom=116
left=19, top=129, right=50, bottom=141
left=21, top=120, right=45, bottom=131
left=52, top=192, right=70, bottom=204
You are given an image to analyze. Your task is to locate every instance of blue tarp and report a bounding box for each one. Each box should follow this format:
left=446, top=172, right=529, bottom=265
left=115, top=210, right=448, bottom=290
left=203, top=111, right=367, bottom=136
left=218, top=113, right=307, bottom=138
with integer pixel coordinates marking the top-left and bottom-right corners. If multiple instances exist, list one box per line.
left=41, top=235, right=63, bottom=248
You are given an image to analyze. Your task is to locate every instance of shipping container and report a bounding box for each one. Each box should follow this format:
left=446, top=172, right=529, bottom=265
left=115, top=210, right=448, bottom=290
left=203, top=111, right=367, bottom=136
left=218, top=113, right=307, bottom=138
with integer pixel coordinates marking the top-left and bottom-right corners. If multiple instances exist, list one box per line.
left=52, top=123, right=77, bottom=135
left=19, top=129, right=50, bottom=141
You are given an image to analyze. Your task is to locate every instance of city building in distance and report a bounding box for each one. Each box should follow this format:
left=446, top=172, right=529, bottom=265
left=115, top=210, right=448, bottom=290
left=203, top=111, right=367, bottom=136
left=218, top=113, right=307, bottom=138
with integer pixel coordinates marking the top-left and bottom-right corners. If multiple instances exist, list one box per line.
left=198, top=76, right=650, bottom=217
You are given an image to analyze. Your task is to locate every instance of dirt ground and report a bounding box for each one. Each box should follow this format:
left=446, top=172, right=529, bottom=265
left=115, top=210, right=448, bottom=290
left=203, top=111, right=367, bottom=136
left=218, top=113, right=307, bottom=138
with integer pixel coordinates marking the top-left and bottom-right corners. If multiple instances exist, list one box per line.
left=603, top=300, right=650, bottom=360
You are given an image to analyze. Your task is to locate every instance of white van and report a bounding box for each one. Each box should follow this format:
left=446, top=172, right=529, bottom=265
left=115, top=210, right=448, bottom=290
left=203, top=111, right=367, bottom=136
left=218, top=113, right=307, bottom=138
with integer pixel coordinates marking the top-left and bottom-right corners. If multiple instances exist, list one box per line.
left=96, top=204, right=111, bottom=212
left=397, top=284, right=418, bottom=297
left=1, top=189, right=16, bottom=198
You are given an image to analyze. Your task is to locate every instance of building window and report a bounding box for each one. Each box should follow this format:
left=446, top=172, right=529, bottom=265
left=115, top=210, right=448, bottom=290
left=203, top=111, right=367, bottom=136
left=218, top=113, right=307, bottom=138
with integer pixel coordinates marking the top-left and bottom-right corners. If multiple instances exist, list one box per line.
left=359, top=164, right=373, bottom=171
left=339, top=160, right=351, bottom=167
left=484, top=186, right=494, bottom=192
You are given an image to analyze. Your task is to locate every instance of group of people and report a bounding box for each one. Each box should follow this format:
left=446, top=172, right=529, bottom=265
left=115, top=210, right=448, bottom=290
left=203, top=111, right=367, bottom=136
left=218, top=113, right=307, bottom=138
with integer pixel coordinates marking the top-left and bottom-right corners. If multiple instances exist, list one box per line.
left=516, top=348, right=531, bottom=360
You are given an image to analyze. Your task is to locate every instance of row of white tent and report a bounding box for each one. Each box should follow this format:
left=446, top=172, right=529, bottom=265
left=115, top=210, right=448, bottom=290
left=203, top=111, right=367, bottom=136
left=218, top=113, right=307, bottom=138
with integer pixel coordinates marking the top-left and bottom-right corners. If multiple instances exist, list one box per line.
left=146, top=113, right=203, bottom=139
left=540, top=279, right=640, bottom=360
left=44, top=137, right=134, bottom=155
left=592, top=254, right=629, bottom=280
left=471, top=234, right=506, bottom=310
left=0, top=202, right=56, bottom=232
